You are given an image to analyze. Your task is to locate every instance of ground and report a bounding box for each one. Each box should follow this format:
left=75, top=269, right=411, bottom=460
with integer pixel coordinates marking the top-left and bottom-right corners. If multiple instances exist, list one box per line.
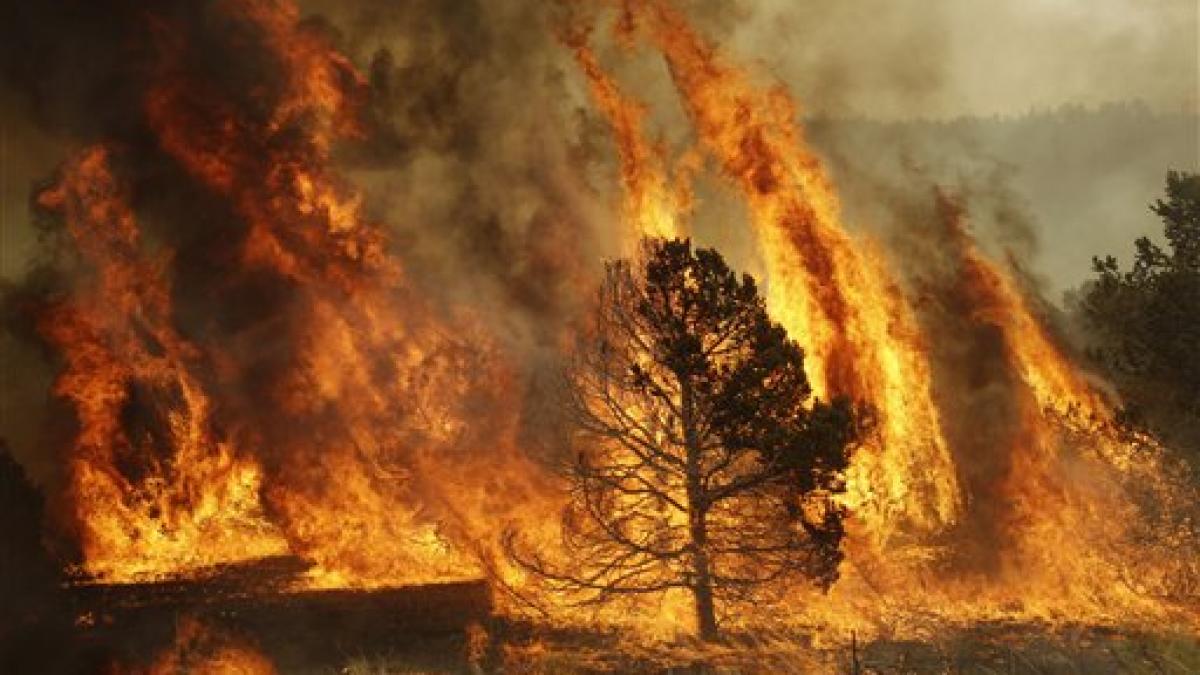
left=6, top=563, right=1197, bottom=674
left=336, top=619, right=1200, bottom=674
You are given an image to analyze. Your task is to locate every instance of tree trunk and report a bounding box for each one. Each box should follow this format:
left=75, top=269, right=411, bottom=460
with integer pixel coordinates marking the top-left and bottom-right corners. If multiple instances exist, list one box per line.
left=681, top=378, right=719, bottom=642
left=690, top=549, right=719, bottom=641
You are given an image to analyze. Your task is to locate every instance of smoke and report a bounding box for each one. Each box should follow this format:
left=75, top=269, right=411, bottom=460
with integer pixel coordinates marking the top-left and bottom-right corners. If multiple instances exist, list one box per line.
left=805, top=110, right=1198, bottom=301
left=722, top=0, right=1197, bottom=119
left=4, top=1, right=1194, bottom=487
left=715, top=0, right=1198, bottom=295
left=298, top=0, right=608, bottom=326
left=0, top=0, right=628, bottom=491
left=894, top=189, right=1033, bottom=573
left=284, top=0, right=625, bottom=462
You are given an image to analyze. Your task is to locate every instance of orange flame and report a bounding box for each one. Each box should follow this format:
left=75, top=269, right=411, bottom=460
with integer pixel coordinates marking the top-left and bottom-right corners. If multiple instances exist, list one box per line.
left=139, top=0, right=531, bottom=587
left=37, top=146, right=287, bottom=581
left=31, top=0, right=1198, bottom=642
left=618, top=0, right=961, bottom=546
left=42, top=0, right=556, bottom=589
left=602, top=0, right=1199, bottom=634
left=567, top=34, right=687, bottom=242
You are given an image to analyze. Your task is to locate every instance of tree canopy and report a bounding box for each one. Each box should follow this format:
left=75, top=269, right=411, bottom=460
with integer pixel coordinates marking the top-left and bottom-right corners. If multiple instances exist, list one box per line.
left=1079, top=171, right=1200, bottom=459
left=510, top=238, right=859, bottom=641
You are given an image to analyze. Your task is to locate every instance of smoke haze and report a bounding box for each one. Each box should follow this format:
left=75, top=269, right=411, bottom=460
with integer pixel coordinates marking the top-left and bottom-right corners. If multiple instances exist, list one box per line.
left=0, top=0, right=1196, bottom=479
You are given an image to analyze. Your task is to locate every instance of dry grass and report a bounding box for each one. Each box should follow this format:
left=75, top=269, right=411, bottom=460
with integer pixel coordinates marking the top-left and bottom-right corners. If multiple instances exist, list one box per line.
left=450, top=620, right=1200, bottom=674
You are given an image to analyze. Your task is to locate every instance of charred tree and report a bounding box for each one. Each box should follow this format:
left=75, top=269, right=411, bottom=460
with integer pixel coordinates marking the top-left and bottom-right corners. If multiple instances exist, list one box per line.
left=510, top=238, right=860, bottom=641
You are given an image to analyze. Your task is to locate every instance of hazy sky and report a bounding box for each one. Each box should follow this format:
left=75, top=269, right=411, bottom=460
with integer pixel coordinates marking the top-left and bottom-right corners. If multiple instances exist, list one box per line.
left=1, top=0, right=1197, bottom=282
left=724, top=0, right=1198, bottom=119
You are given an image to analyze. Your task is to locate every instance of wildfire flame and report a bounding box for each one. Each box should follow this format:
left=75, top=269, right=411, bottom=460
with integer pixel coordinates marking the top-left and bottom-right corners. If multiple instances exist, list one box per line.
left=567, top=34, right=687, bottom=242
left=38, top=146, right=288, bottom=580
left=612, top=0, right=962, bottom=548
left=41, top=0, right=535, bottom=588
left=569, top=0, right=1198, bottom=632
left=28, top=0, right=1198, bottom=640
